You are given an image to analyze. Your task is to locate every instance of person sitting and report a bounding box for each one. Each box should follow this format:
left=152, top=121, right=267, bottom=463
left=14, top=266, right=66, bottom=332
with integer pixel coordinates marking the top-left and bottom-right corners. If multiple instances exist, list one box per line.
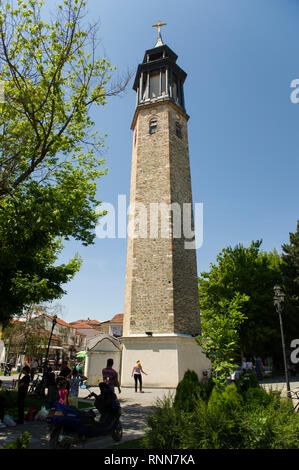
left=94, top=382, right=119, bottom=427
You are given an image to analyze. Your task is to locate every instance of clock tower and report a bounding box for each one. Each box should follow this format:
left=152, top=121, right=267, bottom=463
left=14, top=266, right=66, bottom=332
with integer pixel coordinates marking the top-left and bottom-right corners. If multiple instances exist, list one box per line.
left=121, top=24, right=210, bottom=387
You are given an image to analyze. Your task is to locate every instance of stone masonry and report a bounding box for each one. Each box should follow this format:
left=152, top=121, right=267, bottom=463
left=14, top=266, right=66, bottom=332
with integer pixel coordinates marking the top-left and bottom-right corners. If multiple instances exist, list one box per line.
left=123, top=99, right=201, bottom=337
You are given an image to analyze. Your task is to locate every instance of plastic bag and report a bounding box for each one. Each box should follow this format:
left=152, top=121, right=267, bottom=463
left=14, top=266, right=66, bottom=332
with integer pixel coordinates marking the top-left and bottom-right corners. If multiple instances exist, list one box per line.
left=3, top=415, right=16, bottom=427
left=35, top=406, right=49, bottom=421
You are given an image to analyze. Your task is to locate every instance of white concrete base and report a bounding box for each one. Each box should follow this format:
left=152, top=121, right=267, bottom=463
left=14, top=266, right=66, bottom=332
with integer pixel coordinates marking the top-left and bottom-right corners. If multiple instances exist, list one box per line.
left=120, top=335, right=211, bottom=388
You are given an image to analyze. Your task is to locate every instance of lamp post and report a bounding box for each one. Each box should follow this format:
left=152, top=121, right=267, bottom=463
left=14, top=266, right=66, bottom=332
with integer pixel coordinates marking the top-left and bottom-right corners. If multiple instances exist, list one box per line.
left=273, top=285, right=291, bottom=398
left=41, top=315, right=57, bottom=394
left=44, top=315, right=57, bottom=369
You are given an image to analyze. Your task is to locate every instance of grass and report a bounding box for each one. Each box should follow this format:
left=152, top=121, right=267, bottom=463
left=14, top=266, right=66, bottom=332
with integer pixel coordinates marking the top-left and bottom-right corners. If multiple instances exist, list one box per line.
left=105, top=438, right=144, bottom=450
left=0, top=390, right=92, bottom=419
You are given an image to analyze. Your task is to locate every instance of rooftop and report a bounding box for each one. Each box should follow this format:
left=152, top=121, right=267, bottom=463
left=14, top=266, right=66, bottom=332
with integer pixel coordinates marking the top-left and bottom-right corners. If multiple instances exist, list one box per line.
left=110, top=314, right=124, bottom=323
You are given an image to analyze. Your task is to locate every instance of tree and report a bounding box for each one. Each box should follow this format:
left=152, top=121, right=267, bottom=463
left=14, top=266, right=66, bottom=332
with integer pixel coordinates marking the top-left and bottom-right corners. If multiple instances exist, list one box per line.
left=198, top=241, right=282, bottom=360
left=0, top=0, right=130, bottom=326
left=0, top=187, right=83, bottom=326
left=0, top=0, right=129, bottom=199
left=197, top=293, right=249, bottom=385
left=281, top=221, right=299, bottom=343
left=2, top=304, right=62, bottom=360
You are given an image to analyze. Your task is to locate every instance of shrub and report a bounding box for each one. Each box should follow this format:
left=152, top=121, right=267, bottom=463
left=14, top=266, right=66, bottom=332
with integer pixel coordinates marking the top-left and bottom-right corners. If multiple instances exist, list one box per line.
left=240, top=397, right=299, bottom=449
left=2, top=432, right=32, bottom=449
left=143, top=380, right=299, bottom=449
left=236, top=370, right=259, bottom=395
left=243, top=386, right=275, bottom=409
left=173, top=370, right=202, bottom=412
left=174, top=370, right=214, bottom=412
left=0, top=390, right=18, bottom=408
left=208, top=383, right=243, bottom=415
left=142, top=395, right=188, bottom=449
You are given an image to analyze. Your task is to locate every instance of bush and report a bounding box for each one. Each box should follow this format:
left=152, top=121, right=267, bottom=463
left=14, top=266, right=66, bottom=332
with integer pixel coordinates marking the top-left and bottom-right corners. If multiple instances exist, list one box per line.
left=189, top=384, right=244, bottom=449
left=143, top=380, right=299, bottom=449
left=2, top=432, right=32, bottom=449
left=174, top=370, right=214, bottom=412
left=236, top=370, right=259, bottom=395
left=208, top=383, right=243, bottom=415
left=0, top=390, right=45, bottom=419
left=142, top=395, right=188, bottom=449
left=174, top=370, right=201, bottom=412
left=0, top=390, right=18, bottom=408
left=243, top=386, right=276, bottom=409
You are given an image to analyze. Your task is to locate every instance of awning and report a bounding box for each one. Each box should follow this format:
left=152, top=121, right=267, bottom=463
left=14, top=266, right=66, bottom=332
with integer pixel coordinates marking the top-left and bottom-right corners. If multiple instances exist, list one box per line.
left=76, top=352, right=86, bottom=358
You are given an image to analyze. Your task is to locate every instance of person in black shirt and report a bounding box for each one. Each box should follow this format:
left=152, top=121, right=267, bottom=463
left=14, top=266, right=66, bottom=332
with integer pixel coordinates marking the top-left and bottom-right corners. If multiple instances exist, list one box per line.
left=17, top=366, right=30, bottom=424
left=45, top=366, right=59, bottom=402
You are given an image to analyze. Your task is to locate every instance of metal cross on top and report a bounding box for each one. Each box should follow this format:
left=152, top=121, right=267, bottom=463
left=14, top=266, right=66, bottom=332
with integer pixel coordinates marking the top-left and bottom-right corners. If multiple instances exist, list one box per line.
left=152, top=20, right=167, bottom=34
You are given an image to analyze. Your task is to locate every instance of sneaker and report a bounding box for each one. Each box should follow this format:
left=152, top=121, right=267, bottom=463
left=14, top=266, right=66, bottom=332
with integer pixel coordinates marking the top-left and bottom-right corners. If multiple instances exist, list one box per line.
left=140, top=390, right=144, bottom=393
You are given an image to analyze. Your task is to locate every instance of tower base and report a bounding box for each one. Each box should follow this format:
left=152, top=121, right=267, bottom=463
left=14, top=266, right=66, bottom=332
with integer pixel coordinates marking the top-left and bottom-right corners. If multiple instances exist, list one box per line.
left=120, top=335, right=211, bottom=388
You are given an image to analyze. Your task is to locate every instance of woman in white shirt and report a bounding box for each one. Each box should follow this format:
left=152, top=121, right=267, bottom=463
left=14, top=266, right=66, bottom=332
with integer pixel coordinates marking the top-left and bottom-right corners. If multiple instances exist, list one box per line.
left=131, top=360, right=147, bottom=393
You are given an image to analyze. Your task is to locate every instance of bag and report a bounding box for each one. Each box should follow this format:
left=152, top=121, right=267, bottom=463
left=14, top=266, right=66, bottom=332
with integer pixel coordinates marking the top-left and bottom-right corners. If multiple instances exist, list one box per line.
left=25, top=408, right=39, bottom=421
left=3, top=415, right=16, bottom=427
left=35, top=406, right=49, bottom=421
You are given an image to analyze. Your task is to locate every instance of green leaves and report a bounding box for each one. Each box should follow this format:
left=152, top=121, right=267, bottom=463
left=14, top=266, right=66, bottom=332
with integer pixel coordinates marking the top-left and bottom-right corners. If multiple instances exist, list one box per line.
left=197, top=292, right=249, bottom=385
left=0, top=0, right=128, bottom=326
left=0, top=0, right=118, bottom=199
left=198, top=241, right=283, bottom=361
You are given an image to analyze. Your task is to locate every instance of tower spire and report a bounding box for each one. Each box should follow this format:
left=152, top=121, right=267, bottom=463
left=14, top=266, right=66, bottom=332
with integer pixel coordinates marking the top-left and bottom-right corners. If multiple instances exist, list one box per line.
left=152, top=20, right=167, bottom=47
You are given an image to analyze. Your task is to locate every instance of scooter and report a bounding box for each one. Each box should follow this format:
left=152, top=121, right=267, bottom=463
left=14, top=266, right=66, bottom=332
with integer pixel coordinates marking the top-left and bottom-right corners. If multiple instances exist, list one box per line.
left=46, top=383, right=123, bottom=449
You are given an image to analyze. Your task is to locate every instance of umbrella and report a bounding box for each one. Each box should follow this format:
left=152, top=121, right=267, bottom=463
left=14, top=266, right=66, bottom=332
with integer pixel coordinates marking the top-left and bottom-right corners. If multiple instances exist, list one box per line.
left=76, top=351, right=86, bottom=358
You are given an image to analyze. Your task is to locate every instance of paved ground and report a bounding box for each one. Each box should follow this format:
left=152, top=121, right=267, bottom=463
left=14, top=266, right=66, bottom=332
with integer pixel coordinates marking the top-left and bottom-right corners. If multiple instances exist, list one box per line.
left=0, top=374, right=175, bottom=449
left=0, top=374, right=298, bottom=449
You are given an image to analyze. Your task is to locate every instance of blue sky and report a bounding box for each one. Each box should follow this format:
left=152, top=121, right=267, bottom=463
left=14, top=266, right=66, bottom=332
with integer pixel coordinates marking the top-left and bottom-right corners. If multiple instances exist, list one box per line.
left=52, top=0, right=299, bottom=322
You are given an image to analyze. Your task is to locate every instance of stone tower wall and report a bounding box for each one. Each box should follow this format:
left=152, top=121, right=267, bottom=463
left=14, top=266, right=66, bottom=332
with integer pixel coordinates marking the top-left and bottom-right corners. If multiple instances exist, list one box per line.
left=123, top=100, right=201, bottom=336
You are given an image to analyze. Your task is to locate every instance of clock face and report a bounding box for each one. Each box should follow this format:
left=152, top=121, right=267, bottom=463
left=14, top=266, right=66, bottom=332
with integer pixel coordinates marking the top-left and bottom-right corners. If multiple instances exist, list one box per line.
left=151, top=109, right=157, bottom=114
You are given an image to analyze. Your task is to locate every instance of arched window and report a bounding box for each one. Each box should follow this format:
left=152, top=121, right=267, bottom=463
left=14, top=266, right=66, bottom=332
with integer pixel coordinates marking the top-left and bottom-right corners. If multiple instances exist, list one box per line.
left=176, top=122, right=182, bottom=139
left=149, top=118, right=157, bottom=134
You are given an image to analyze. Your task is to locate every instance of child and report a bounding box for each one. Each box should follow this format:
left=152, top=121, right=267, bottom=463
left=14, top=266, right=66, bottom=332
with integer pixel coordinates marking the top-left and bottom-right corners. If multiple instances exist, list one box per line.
left=0, top=379, right=6, bottom=429
left=17, top=366, right=30, bottom=424
left=57, top=378, right=69, bottom=406
left=68, top=369, right=86, bottom=408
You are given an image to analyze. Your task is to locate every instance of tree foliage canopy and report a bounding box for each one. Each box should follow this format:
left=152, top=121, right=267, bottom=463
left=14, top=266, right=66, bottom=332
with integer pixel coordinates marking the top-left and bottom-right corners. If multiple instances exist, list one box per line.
left=0, top=0, right=129, bottom=326
left=280, top=221, right=299, bottom=339
left=197, top=292, right=249, bottom=385
left=198, top=241, right=283, bottom=359
left=0, top=0, right=128, bottom=198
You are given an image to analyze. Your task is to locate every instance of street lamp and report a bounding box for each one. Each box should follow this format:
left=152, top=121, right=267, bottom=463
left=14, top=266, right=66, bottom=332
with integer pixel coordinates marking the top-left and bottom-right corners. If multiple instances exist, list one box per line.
left=273, top=285, right=291, bottom=398
left=41, top=315, right=57, bottom=393
left=44, top=315, right=57, bottom=368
